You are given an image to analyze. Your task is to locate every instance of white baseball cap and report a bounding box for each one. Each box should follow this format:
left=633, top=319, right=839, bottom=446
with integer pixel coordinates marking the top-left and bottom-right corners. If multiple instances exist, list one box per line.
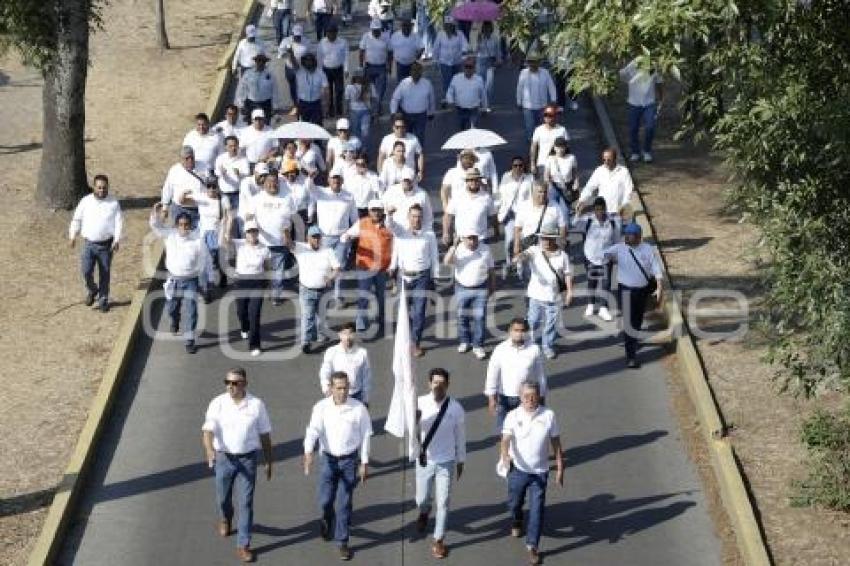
left=250, top=108, right=266, bottom=120
left=245, top=24, right=257, bottom=38
left=336, top=118, right=350, bottom=130
left=244, top=219, right=260, bottom=232
left=254, top=162, right=269, bottom=176
left=368, top=199, right=385, bottom=210
left=292, top=24, right=304, bottom=35
left=401, top=167, right=415, bottom=181
left=370, top=19, right=383, bottom=30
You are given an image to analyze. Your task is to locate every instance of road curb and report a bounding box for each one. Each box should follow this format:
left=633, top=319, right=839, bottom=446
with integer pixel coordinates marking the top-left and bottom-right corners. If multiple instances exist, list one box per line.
left=590, top=94, right=772, bottom=566
left=26, top=1, right=259, bottom=564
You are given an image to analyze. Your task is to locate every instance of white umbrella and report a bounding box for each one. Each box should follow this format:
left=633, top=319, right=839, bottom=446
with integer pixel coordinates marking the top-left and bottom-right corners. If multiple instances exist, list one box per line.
left=441, top=128, right=507, bottom=150
left=271, top=120, right=331, bottom=140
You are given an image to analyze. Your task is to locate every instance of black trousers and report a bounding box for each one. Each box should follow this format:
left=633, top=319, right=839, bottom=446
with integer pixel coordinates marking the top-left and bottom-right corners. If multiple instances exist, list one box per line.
left=236, top=278, right=266, bottom=350
left=323, top=66, right=345, bottom=117
left=243, top=98, right=273, bottom=122
left=586, top=262, right=613, bottom=307
left=619, top=284, right=650, bottom=360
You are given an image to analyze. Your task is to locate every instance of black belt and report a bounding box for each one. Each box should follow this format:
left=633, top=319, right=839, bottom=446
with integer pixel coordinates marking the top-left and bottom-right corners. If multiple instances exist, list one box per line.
left=456, top=281, right=487, bottom=290
left=219, top=450, right=256, bottom=457
left=365, top=62, right=387, bottom=68
left=403, top=269, right=429, bottom=277
left=86, top=237, right=114, bottom=246
left=323, top=450, right=357, bottom=460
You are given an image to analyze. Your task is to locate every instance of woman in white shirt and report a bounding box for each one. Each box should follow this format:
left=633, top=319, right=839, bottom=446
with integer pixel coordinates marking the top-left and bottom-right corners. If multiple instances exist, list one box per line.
left=543, top=137, right=579, bottom=221
left=379, top=141, right=410, bottom=189
left=344, top=73, right=377, bottom=147
left=222, top=217, right=271, bottom=356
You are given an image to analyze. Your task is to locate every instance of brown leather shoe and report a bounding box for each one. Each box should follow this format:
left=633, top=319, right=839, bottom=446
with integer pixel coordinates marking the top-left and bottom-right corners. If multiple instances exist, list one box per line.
left=510, top=520, right=523, bottom=538
left=338, top=544, right=353, bottom=561
left=528, top=547, right=541, bottom=565
left=217, top=518, right=231, bottom=537
left=415, top=512, right=428, bottom=533
left=432, top=539, right=448, bottom=559
left=236, top=546, right=254, bottom=563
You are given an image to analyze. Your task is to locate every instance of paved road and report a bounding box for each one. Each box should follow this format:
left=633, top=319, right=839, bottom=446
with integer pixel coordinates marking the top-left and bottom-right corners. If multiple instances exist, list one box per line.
left=59, top=10, right=723, bottom=566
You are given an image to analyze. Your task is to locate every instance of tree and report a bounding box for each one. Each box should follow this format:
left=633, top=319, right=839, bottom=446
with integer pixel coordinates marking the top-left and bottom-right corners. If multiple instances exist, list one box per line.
left=496, top=0, right=850, bottom=394
left=0, top=0, right=101, bottom=209
left=155, top=0, right=170, bottom=50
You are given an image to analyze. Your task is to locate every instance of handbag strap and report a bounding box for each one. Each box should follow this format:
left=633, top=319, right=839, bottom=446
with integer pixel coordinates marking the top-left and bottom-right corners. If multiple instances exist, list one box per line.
left=532, top=201, right=548, bottom=236
left=420, top=397, right=451, bottom=454
left=541, top=249, right=566, bottom=290
left=627, top=246, right=652, bottom=286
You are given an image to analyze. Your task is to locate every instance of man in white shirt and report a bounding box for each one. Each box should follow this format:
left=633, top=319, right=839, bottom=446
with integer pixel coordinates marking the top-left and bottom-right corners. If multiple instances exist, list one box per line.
left=202, top=367, right=273, bottom=564
left=530, top=104, right=568, bottom=176
left=309, top=169, right=358, bottom=303
left=308, top=0, right=336, bottom=40
left=238, top=109, right=278, bottom=168
left=604, top=222, right=663, bottom=368
left=513, top=182, right=568, bottom=274
left=214, top=135, right=249, bottom=212
left=69, top=174, right=123, bottom=312
left=515, top=230, right=573, bottom=359
left=270, top=0, right=293, bottom=45
left=238, top=162, right=269, bottom=231
left=575, top=147, right=634, bottom=217
left=516, top=50, right=557, bottom=143
left=620, top=57, right=664, bottom=162
left=383, top=167, right=434, bottom=230
left=576, top=197, right=618, bottom=321
left=232, top=24, right=266, bottom=77
left=444, top=231, right=495, bottom=359
left=378, top=116, right=424, bottom=178
left=439, top=148, right=478, bottom=210
left=390, top=18, right=423, bottom=81
left=343, top=155, right=382, bottom=212
left=149, top=203, right=207, bottom=354
left=319, top=322, right=372, bottom=404
left=278, top=24, right=313, bottom=113
left=414, top=368, right=466, bottom=559
left=359, top=20, right=391, bottom=115
left=499, top=380, right=564, bottom=566
left=244, top=172, right=296, bottom=304
left=294, top=52, right=330, bottom=125
left=317, top=23, right=349, bottom=118
left=389, top=62, right=435, bottom=146
left=161, top=145, right=204, bottom=229
left=485, top=318, right=547, bottom=430
left=303, top=371, right=372, bottom=561
left=497, top=157, right=534, bottom=277
left=388, top=204, right=439, bottom=356
left=432, top=16, right=468, bottom=103
left=214, top=104, right=247, bottom=140
left=288, top=225, right=342, bottom=353
left=447, top=57, right=487, bottom=130
left=235, top=52, right=279, bottom=123
left=183, top=112, right=223, bottom=175
left=442, top=168, right=498, bottom=247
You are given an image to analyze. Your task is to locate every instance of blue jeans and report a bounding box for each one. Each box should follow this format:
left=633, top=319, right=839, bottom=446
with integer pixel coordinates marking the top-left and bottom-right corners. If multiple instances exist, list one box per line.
left=415, top=5, right=435, bottom=55
left=496, top=394, right=520, bottom=433
left=522, top=108, right=544, bottom=143
left=456, top=106, right=479, bottom=130
left=507, top=468, right=548, bottom=550
left=628, top=103, right=657, bottom=155
left=402, top=111, right=428, bottom=147
left=349, top=108, right=371, bottom=147
left=416, top=460, right=454, bottom=541
left=439, top=64, right=460, bottom=99
left=314, top=11, right=331, bottom=40
left=167, top=277, right=199, bottom=345
left=272, top=8, right=292, bottom=44
left=267, top=245, right=293, bottom=300
left=319, top=453, right=360, bottom=545
left=81, top=239, right=112, bottom=305
left=405, top=273, right=433, bottom=345
left=527, top=298, right=559, bottom=353
left=299, top=284, right=324, bottom=344
left=365, top=64, right=388, bottom=114
left=356, top=270, right=388, bottom=333
left=456, top=284, right=487, bottom=347
left=202, top=230, right=220, bottom=291
left=215, top=450, right=258, bottom=549
left=396, top=61, right=412, bottom=82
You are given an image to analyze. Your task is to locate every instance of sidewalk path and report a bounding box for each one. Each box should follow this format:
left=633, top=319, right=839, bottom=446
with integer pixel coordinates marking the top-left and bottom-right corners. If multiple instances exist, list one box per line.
left=59, top=9, right=723, bottom=565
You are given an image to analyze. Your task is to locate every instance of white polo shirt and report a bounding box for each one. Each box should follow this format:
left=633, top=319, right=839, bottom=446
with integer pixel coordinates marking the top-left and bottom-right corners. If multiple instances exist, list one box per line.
left=248, top=190, right=296, bottom=246
left=526, top=245, right=571, bottom=303
left=319, top=344, right=372, bottom=400
left=418, top=395, right=466, bottom=464
left=294, top=241, right=340, bottom=288
left=233, top=240, right=270, bottom=277
left=388, top=223, right=439, bottom=277
left=214, top=152, right=249, bottom=194
left=317, top=37, right=349, bottom=71
left=183, top=129, right=223, bottom=174
left=532, top=124, right=569, bottom=167
left=503, top=406, right=559, bottom=474
left=304, top=397, right=373, bottom=462
left=382, top=184, right=434, bottom=230
left=453, top=242, right=494, bottom=287
left=379, top=133, right=421, bottom=169
left=161, top=163, right=203, bottom=207
left=203, top=392, right=272, bottom=454
left=359, top=32, right=390, bottom=65
left=194, top=193, right=230, bottom=233
left=446, top=190, right=495, bottom=239
left=238, top=124, right=277, bottom=164
left=309, top=186, right=358, bottom=236
left=484, top=339, right=547, bottom=397
left=514, top=201, right=566, bottom=239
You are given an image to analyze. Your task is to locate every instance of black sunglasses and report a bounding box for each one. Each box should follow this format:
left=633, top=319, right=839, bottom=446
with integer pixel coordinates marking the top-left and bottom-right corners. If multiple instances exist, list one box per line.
left=224, top=380, right=246, bottom=386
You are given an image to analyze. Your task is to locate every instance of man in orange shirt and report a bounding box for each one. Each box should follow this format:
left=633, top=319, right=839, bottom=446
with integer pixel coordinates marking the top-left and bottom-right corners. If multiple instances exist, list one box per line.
left=341, top=199, right=394, bottom=337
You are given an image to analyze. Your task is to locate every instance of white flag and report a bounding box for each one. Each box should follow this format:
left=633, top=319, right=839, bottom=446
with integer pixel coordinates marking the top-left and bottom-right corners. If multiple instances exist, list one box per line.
left=384, top=279, right=419, bottom=461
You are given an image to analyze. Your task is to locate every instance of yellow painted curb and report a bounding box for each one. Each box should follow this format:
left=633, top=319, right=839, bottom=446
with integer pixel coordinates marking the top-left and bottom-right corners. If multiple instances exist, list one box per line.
left=26, top=2, right=259, bottom=564
left=591, top=95, right=772, bottom=566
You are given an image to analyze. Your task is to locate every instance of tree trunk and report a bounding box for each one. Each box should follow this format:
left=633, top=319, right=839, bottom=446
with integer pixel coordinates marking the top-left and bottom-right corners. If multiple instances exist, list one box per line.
left=155, top=0, right=170, bottom=49
left=36, top=0, right=90, bottom=210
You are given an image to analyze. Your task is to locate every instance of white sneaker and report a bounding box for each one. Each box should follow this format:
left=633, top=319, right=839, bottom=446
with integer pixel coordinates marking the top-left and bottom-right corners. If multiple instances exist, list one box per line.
left=250, top=349, right=261, bottom=357
left=642, top=152, right=653, bottom=163
left=483, top=107, right=492, bottom=114
left=543, top=348, right=556, bottom=360
left=598, top=307, right=613, bottom=321
left=472, top=347, right=486, bottom=360
left=584, top=304, right=594, bottom=317
left=457, top=343, right=470, bottom=353
left=629, top=153, right=641, bottom=163
left=240, top=331, right=249, bottom=340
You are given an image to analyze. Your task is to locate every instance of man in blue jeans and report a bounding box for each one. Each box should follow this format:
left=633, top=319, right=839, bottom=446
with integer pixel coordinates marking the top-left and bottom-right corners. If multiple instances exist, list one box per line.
left=202, top=367, right=274, bottom=563
left=499, top=380, right=564, bottom=566
left=444, top=231, right=495, bottom=360
left=304, top=372, right=373, bottom=561
left=619, top=57, right=664, bottom=163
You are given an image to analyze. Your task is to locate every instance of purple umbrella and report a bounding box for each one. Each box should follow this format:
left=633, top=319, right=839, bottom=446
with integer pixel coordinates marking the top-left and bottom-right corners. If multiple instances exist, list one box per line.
left=451, top=1, right=501, bottom=22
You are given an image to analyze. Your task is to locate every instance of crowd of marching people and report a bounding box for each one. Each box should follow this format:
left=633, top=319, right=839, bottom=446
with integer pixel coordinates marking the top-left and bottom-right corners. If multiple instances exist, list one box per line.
left=68, top=4, right=666, bottom=564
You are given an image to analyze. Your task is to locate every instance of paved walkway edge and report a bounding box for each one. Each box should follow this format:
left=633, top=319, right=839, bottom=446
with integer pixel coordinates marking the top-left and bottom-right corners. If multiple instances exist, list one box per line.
left=591, top=94, right=772, bottom=566
left=26, top=1, right=259, bottom=563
